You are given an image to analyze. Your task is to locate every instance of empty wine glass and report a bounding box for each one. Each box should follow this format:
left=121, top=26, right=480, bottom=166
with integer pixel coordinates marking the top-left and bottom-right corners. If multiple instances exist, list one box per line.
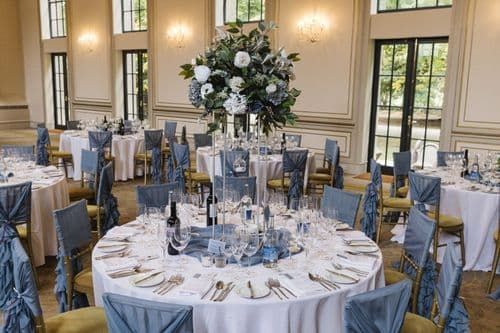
left=171, top=224, right=192, bottom=265
left=242, top=229, right=260, bottom=268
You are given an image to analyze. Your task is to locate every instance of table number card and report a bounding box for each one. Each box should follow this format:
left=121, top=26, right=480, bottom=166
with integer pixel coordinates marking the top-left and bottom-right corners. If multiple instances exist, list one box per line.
left=207, top=239, right=226, bottom=255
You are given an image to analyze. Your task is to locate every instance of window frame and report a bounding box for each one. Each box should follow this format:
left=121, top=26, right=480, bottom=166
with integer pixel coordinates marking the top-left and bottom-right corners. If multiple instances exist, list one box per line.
left=223, top=0, right=265, bottom=25
left=123, top=50, right=148, bottom=121
left=51, top=53, right=70, bottom=129
left=48, top=0, right=67, bottom=38
left=121, top=0, right=148, bottom=33
left=377, top=0, right=452, bottom=13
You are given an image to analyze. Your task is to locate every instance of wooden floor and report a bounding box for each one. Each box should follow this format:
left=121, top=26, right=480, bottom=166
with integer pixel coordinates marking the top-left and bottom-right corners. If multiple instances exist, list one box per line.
left=0, top=129, right=499, bottom=332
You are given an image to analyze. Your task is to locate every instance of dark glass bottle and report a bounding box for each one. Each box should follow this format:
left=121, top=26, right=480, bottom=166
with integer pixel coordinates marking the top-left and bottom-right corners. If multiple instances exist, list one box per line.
left=280, top=133, right=286, bottom=154
left=118, top=119, right=125, bottom=136
left=102, top=115, right=108, bottom=131
left=167, top=201, right=180, bottom=255
left=461, top=149, right=469, bottom=177
left=181, top=125, right=188, bottom=145
left=206, top=184, right=218, bottom=226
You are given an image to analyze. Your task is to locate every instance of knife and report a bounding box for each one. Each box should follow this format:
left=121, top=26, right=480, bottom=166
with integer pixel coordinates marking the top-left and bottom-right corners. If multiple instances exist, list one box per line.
left=135, top=271, right=163, bottom=284
left=326, top=269, right=359, bottom=282
left=215, top=282, right=233, bottom=302
left=248, top=281, right=255, bottom=299
left=201, top=281, right=215, bottom=300
left=219, top=284, right=235, bottom=302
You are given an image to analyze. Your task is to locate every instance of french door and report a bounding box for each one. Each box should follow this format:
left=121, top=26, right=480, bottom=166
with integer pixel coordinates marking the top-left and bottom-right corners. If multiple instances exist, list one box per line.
left=123, top=50, right=148, bottom=120
left=51, top=53, right=69, bottom=129
left=368, top=38, right=448, bottom=173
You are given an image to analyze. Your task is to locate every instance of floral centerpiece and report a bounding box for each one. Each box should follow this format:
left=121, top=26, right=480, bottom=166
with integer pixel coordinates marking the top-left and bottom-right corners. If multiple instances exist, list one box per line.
left=179, top=21, right=301, bottom=136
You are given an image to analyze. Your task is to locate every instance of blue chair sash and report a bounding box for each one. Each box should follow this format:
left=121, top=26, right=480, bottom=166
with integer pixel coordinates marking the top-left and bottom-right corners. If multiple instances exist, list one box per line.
left=166, top=155, right=175, bottom=183
left=89, top=131, right=112, bottom=174
left=408, top=171, right=441, bottom=212
left=335, top=163, right=344, bottom=190
left=283, top=150, right=308, bottom=200
left=97, top=163, right=120, bottom=236
left=172, top=143, right=190, bottom=193
left=444, top=298, right=470, bottom=333
left=36, top=127, right=49, bottom=166
left=145, top=130, right=163, bottom=184
left=164, top=121, right=177, bottom=144
left=54, top=248, right=89, bottom=313
left=81, top=149, right=99, bottom=190
left=360, top=160, right=381, bottom=240
left=403, top=256, right=436, bottom=318
left=136, top=183, right=179, bottom=209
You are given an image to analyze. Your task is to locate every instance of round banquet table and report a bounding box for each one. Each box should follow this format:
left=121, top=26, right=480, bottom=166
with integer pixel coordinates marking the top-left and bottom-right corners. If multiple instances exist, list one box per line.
left=0, top=164, right=69, bottom=266
left=196, top=147, right=316, bottom=200
left=92, top=217, right=384, bottom=333
left=59, top=130, right=144, bottom=181
left=391, top=168, right=500, bottom=271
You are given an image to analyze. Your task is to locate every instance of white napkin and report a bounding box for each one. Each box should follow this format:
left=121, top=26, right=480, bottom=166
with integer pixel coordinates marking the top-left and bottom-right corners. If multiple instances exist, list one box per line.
left=176, top=277, right=213, bottom=297
left=103, top=258, right=139, bottom=273
left=279, top=272, right=324, bottom=297
left=336, top=254, right=377, bottom=271
left=104, top=228, right=138, bottom=239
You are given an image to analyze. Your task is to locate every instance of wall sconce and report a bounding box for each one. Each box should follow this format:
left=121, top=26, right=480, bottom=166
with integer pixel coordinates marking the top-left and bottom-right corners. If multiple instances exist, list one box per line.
left=298, top=14, right=327, bottom=43
left=78, top=32, right=97, bottom=52
left=167, top=24, right=189, bottom=48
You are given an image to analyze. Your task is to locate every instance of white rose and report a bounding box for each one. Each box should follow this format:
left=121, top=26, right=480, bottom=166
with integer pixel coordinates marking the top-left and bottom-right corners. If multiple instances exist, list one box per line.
left=200, top=83, right=214, bottom=99
left=194, top=65, right=211, bottom=83
left=266, top=84, right=277, bottom=94
left=229, top=76, right=245, bottom=93
left=234, top=51, right=251, bottom=68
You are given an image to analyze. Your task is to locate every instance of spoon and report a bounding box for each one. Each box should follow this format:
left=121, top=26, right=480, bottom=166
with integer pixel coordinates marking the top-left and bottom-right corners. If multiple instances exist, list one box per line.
left=210, top=281, right=225, bottom=301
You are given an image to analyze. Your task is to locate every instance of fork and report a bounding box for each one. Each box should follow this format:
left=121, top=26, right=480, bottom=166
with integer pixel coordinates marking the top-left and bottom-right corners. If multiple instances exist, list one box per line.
left=332, top=262, right=368, bottom=277
left=155, top=274, right=184, bottom=295
left=267, top=279, right=287, bottom=299
left=270, top=278, right=296, bottom=298
left=344, top=250, right=379, bottom=258
left=95, top=250, right=130, bottom=260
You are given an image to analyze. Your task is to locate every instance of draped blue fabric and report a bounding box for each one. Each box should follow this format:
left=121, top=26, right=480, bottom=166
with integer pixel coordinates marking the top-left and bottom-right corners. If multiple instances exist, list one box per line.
left=81, top=149, right=99, bottom=191
left=66, top=120, right=80, bottom=130
left=36, top=127, right=50, bottom=166
left=145, top=130, right=164, bottom=184
left=401, top=208, right=436, bottom=318
left=2, top=145, right=35, bottom=160
left=220, top=150, right=250, bottom=177
left=53, top=200, right=92, bottom=312
left=360, top=160, right=381, bottom=240
left=393, top=151, right=412, bottom=178
left=164, top=121, right=177, bottom=144
left=324, top=139, right=338, bottom=166
left=0, top=182, right=31, bottom=311
left=437, top=151, right=464, bottom=167
left=97, top=162, right=120, bottom=236
left=282, top=149, right=308, bottom=201
left=166, top=155, right=175, bottom=183
left=3, top=238, right=42, bottom=333
left=343, top=279, right=412, bottom=333
left=321, top=185, right=361, bottom=228
left=408, top=171, right=441, bottom=212
left=214, top=176, right=256, bottom=202
left=136, top=182, right=179, bottom=209
left=437, top=245, right=470, bottom=332
left=124, top=120, right=133, bottom=135
left=193, top=133, right=212, bottom=150
left=334, top=150, right=344, bottom=190
left=88, top=131, right=112, bottom=174
left=285, top=134, right=302, bottom=147
left=103, top=293, right=193, bottom=333
left=172, top=143, right=189, bottom=193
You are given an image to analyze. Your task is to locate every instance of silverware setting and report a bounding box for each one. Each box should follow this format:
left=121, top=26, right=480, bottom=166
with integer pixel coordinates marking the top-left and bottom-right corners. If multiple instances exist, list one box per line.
left=135, top=271, right=164, bottom=284
left=108, top=266, right=153, bottom=279
left=267, top=278, right=296, bottom=299
left=331, top=262, right=368, bottom=277
left=153, top=274, right=184, bottom=295
left=95, top=250, right=131, bottom=260
left=344, top=250, right=379, bottom=258
left=325, top=269, right=359, bottom=283
left=210, top=281, right=234, bottom=302
left=201, top=281, right=216, bottom=300
left=308, top=273, right=339, bottom=291
left=215, top=283, right=234, bottom=302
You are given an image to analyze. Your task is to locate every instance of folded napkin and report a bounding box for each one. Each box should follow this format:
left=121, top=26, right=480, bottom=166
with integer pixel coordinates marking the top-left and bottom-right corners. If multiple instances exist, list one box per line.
left=279, top=273, right=324, bottom=297
left=103, top=258, right=139, bottom=273
left=176, top=277, right=213, bottom=297
left=104, top=228, right=138, bottom=239
left=336, top=254, right=377, bottom=272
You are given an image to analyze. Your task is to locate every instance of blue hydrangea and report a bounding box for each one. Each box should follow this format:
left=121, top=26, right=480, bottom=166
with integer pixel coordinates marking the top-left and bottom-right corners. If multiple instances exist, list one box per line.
left=267, top=81, right=288, bottom=106
left=189, top=79, right=202, bottom=107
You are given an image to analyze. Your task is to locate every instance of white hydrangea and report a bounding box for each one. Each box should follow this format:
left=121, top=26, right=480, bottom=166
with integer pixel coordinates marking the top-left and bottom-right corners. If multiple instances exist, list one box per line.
left=229, top=76, right=245, bottom=93
left=265, top=84, right=277, bottom=94
left=234, top=51, right=251, bottom=68
left=200, top=83, right=214, bottom=99
left=194, top=65, right=211, bottom=83
left=223, top=93, right=247, bottom=115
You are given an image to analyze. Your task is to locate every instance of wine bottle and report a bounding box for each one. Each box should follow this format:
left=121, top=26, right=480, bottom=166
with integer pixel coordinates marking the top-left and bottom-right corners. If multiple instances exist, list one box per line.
left=206, top=184, right=217, bottom=226
left=281, top=133, right=286, bottom=154
left=102, top=115, right=108, bottom=131
left=118, top=119, right=125, bottom=136
left=461, top=149, right=469, bottom=177
left=167, top=201, right=180, bottom=255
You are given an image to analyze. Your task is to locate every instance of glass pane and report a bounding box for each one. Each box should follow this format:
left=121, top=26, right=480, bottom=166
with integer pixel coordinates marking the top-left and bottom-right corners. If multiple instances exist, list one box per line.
left=123, top=12, right=132, bottom=31
left=411, top=108, right=428, bottom=140
left=375, top=107, right=390, bottom=136
left=399, top=0, right=417, bottom=9
left=237, top=0, right=249, bottom=21
left=390, top=76, right=406, bottom=107
left=388, top=107, right=403, bottom=138
left=423, top=140, right=440, bottom=167
left=249, top=0, right=263, bottom=21
left=438, top=0, right=452, bottom=5
left=432, top=43, right=448, bottom=75
left=380, top=44, right=394, bottom=75
left=418, top=0, right=437, bottom=7
left=378, top=0, right=397, bottom=10
left=374, top=136, right=388, bottom=164
left=429, top=77, right=445, bottom=108
left=414, top=76, right=430, bottom=108
left=123, top=0, right=131, bottom=11
left=393, top=44, right=408, bottom=75
left=386, top=138, right=401, bottom=167
left=426, top=110, right=441, bottom=141
left=416, top=43, right=433, bottom=76
left=410, top=139, right=424, bottom=167
left=378, top=76, right=392, bottom=106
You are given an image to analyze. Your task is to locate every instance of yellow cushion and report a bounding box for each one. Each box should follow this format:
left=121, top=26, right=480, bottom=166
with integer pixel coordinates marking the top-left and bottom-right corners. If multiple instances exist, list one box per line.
left=385, top=269, right=408, bottom=286
left=51, top=151, right=73, bottom=159
left=382, top=196, right=412, bottom=209
left=315, top=167, right=330, bottom=174
left=397, top=186, right=409, bottom=198
left=308, top=173, right=332, bottom=182
left=74, top=268, right=93, bottom=291
left=189, top=172, right=210, bottom=183
left=69, top=187, right=95, bottom=201
left=87, top=205, right=101, bottom=218
left=401, top=312, right=437, bottom=333
left=495, top=230, right=499, bottom=241
left=427, top=212, right=463, bottom=228
left=16, top=224, right=27, bottom=239
left=267, top=178, right=290, bottom=189
left=45, top=307, right=108, bottom=333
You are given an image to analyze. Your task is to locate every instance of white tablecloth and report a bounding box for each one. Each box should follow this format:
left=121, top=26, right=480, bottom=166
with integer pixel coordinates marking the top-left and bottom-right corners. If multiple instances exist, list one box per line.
left=92, top=221, right=384, bottom=333
left=392, top=170, right=500, bottom=271
left=1, top=165, right=69, bottom=266
left=59, top=131, right=144, bottom=181
left=196, top=147, right=316, bottom=200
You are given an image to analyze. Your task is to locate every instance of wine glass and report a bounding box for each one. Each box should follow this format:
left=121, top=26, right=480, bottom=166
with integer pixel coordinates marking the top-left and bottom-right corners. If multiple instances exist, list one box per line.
left=242, top=230, right=260, bottom=268
left=157, top=221, right=169, bottom=268
left=171, top=224, right=191, bottom=265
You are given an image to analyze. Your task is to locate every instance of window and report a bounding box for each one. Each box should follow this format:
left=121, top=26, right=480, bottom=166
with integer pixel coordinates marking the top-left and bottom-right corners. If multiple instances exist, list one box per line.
left=51, top=53, right=69, bottom=129
left=123, top=50, right=148, bottom=120
left=48, top=0, right=66, bottom=38
left=122, top=0, right=147, bottom=32
left=224, top=0, right=265, bottom=24
left=368, top=38, right=448, bottom=171
left=377, top=0, right=452, bottom=12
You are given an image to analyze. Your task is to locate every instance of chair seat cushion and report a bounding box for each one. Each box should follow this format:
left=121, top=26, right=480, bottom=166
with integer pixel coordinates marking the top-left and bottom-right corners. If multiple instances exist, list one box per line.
left=396, top=186, right=409, bottom=198
left=267, top=178, right=290, bottom=189
left=315, top=167, right=330, bottom=174
left=382, top=196, right=412, bottom=209
left=16, top=224, right=27, bottom=239
left=87, top=205, right=101, bottom=218
left=52, top=151, right=73, bottom=159
left=495, top=230, right=499, bottom=241
left=189, top=172, right=211, bottom=183
left=400, top=312, right=437, bottom=333
left=74, top=268, right=93, bottom=290
left=427, top=212, right=463, bottom=228
left=45, top=307, right=107, bottom=333
left=384, top=269, right=408, bottom=286
left=308, top=173, right=332, bottom=182
left=69, top=187, right=95, bottom=201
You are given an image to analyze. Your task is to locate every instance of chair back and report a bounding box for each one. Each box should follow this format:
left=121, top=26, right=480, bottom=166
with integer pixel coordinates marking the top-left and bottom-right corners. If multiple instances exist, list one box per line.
left=81, top=149, right=99, bottom=175
left=0, top=181, right=32, bottom=226
left=343, top=279, right=412, bottom=333
left=283, top=149, right=308, bottom=199
left=136, top=182, right=179, bottom=209
left=97, top=162, right=114, bottom=206
left=321, top=186, right=361, bottom=228
left=164, top=121, right=178, bottom=143
left=53, top=200, right=92, bottom=257
left=369, top=159, right=382, bottom=187
left=145, top=129, right=163, bottom=151
left=67, top=120, right=80, bottom=130
left=285, top=134, right=302, bottom=147
left=393, top=151, right=411, bottom=177
left=103, top=293, right=193, bottom=333
left=404, top=207, right=436, bottom=268
left=88, top=130, right=112, bottom=151
left=437, top=245, right=464, bottom=323
left=2, top=145, right=35, bottom=160
left=193, top=133, right=212, bottom=149
left=436, top=151, right=464, bottom=167
left=172, top=143, right=190, bottom=170
left=324, top=138, right=339, bottom=166
left=2, top=238, right=43, bottom=332
left=220, top=149, right=250, bottom=177
left=408, top=171, right=441, bottom=209
left=214, top=176, right=256, bottom=202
